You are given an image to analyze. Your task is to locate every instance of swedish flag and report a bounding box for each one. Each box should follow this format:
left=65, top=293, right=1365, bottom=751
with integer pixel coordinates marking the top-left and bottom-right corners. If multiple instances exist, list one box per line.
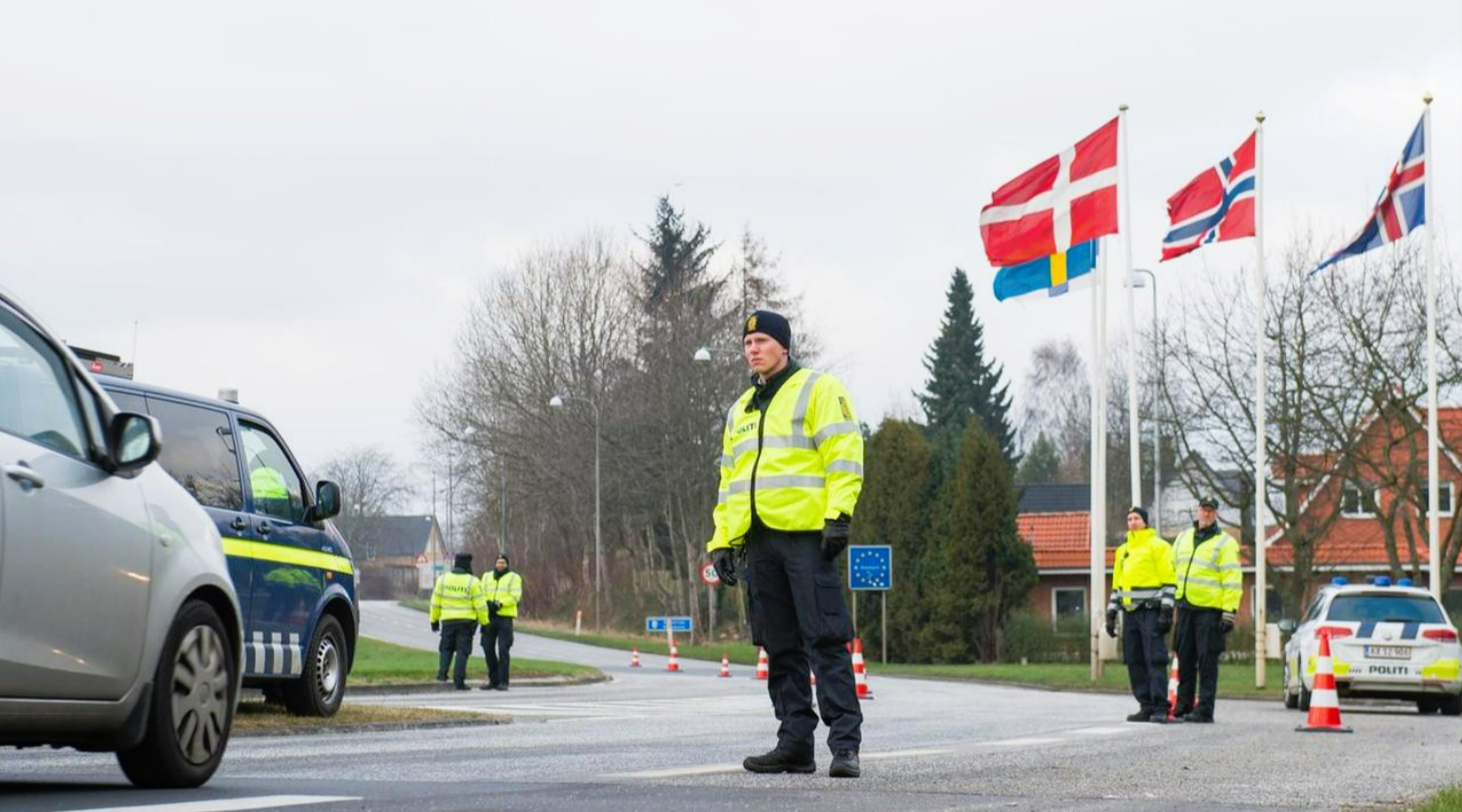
left=992, top=239, right=1099, bottom=302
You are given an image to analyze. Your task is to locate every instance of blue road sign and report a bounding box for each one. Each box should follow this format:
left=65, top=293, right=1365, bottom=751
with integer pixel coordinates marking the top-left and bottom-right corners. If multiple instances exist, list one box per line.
left=645, top=616, right=695, bottom=633
left=848, top=545, right=892, bottom=591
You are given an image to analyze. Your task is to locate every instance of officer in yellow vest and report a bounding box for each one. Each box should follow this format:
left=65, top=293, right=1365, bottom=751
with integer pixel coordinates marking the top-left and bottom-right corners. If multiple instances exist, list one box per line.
left=707, top=310, right=864, bottom=779
left=430, top=552, right=488, bottom=690
left=1171, top=495, right=1242, bottom=723
left=1105, top=506, right=1177, bottom=723
left=480, top=553, right=523, bottom=691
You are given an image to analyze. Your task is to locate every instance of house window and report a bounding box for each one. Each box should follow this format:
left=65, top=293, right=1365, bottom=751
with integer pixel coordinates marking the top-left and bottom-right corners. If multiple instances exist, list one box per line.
left=1420, top=482, right=1455, bottom=517
left=1340, top=482, right=1377, bottom=517
left=1053, top=587, right=1087, bottom=623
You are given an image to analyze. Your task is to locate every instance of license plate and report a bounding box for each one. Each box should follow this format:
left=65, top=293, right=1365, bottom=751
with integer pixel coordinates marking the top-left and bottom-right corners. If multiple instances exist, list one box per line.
left=1365, top=645, right=1411, bottom=660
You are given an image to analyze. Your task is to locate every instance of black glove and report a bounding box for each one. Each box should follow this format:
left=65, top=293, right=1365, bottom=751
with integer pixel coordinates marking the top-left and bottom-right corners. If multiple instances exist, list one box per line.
left=430, top=621, right=440, bottom=633
left=488, top=601, right=502, bottom=612
left=821, top=515, right=851, bottom=560
left=1220, top=612, right=1236, bottom=634
left=1157, top=609, right=1173, bottom=636
left=711, top=548, right=738, bottom=587
left=1104, top=607, right=1118, bottom=638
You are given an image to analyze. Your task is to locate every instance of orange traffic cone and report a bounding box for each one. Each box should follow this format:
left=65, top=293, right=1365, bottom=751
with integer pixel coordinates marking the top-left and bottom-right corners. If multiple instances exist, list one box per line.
left=1296, top=630, right=1351, bottom=733
left=754, top=647, right=769, bottom=680
left=630, top=647, right=641, bottom=668
left=719, top=653, right=732, bottom=678
left=852, top=638, right=874, bottom=700
left=1166, top=654, right=1180, bottom=720
left=666, top=636, right=681, bottom=673
left=810, top=668, right=817, bottom=686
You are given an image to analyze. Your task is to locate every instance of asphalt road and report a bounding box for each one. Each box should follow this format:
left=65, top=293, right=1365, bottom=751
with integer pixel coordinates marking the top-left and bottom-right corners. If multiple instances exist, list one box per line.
left=3, top=600, right=1459, bottom=812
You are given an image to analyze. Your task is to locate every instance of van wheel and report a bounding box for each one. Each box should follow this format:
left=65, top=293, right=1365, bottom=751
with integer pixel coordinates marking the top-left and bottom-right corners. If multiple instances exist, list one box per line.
left=282, top=616, right=346, bottom=717
left=1282, top=661, right=1299, bottom=709
left=1442, top=694, right=1462, bottom=716
left=1299, top=684, right=1312, bottom=712
left=117, top=601, right=235, bottom=788
left=1417, top=698, right=1442, bottom=714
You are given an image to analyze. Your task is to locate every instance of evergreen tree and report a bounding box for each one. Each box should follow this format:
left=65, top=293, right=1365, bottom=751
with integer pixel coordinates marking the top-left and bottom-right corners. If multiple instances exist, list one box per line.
left=922, top=422, right=1038, bottom=662
left=1015, top=432, right=1062, bottom=484
left=850, top=418, right=935, bottom=662
left=637, top=195, right=720, bottom=314
left=917, top=268, right=1017, bottom=465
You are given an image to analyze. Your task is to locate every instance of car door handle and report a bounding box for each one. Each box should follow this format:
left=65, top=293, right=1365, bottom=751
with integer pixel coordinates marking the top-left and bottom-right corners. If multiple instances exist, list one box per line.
left=230, top=517, right=249, bottom=532
left=4, top=463, right=45, bottom=490
left=257, top=522, right=273, bottom=537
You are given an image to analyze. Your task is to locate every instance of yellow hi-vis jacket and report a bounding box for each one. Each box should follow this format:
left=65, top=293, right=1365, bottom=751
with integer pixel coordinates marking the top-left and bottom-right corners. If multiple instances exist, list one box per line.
left=707, top=367, right=864, bottom=551
left=430, top=571, right=489, bottom=624
left=1172, top=524, right=1242, bottom=612
left=1108, top=527, right=1176, bottom=613
left=483, top=571, right=523, bottom=618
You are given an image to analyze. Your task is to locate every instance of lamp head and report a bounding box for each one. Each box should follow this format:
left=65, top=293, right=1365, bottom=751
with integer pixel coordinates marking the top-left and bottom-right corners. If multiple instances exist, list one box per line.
left=693, top=347, right=712, bottom=362
left=549, top=395, right=565, bottom=409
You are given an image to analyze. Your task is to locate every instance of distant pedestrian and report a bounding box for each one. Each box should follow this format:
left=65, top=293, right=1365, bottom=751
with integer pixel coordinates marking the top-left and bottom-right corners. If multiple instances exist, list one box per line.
left=431, top=552, right=488, bottom=690
left=1105, top=506, right=1177, bottom=723
left=481, top=553, right=523, bottom=691
left=1171, top=496, right=1242, bottom=723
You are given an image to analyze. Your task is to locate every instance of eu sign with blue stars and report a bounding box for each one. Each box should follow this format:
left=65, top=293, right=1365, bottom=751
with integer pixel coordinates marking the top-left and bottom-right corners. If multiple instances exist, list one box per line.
left=848, top=545, right=892, bottom=591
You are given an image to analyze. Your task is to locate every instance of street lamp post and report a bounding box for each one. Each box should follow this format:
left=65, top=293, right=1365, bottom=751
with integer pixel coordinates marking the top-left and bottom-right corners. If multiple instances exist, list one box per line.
left=550, top=394, right=601, bottom=631
left=1129, top=269, right=1161, bottom=536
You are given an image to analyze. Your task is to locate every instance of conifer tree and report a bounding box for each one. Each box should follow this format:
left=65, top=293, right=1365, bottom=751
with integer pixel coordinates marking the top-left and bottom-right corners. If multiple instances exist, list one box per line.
left=918, top=268, right=1017, bottom=465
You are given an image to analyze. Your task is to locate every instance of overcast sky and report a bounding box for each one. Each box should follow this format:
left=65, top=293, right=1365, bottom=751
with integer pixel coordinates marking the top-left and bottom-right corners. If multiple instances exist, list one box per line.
left=2, top=1, right=1459, bottom=510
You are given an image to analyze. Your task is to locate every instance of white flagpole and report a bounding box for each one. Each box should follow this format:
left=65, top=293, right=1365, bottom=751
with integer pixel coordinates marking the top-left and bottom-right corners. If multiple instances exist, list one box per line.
left=1091, top=236, right=1109, bottom=682
left=1253, top=111, right=1268, bottom=688
left=1121, top=104, right=1141, bottom=508
left=1424, top=93, right=1441, bottom=600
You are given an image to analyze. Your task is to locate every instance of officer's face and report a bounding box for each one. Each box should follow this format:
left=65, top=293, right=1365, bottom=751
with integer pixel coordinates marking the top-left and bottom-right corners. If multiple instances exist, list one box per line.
left=1197, top=506, right=1217, bottom=528
left=744, top=333, right=788, bottom=378
left=1126, top=512, right=1145, bottom=531
left=495, top=559, right=507, bottom=573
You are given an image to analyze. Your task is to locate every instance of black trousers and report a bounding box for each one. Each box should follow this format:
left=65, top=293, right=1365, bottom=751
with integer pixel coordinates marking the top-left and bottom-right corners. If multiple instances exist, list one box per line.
left=437, top=619, right=477, bottom=687
left=483, top=617, right=515, bottom=687
left=1122, top=606, right=1170, bottom=715
left=1174, top=606, right=1225, bottom=717
left=746, top=526, right=862, bottom=756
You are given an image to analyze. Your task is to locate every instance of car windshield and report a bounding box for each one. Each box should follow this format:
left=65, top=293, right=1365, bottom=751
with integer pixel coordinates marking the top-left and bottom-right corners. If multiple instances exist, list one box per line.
left=1326, top=593, right=1446, bottom=624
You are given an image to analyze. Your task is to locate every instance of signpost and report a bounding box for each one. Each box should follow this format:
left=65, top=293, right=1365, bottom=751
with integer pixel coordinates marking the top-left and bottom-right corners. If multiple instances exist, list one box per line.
left=645, top=616, right=694, bottom=634
left=848, top=545, right=893, bottom=663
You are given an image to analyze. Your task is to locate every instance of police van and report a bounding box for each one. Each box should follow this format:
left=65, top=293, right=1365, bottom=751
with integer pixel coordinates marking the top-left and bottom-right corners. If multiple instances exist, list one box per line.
left=98, top=375, right=358, bottom=716
left=1281, top=576, right=1462, bottom=715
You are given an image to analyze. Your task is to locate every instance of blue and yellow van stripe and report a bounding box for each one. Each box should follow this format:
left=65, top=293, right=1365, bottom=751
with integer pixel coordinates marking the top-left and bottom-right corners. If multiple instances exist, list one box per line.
left=222, top=537, right=355, bottom=576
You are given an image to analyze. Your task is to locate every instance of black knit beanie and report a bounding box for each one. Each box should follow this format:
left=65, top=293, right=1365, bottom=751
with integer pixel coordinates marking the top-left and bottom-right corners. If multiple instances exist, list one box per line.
left=1127, top=506, right=1150, bottom=527
left=743, top=310, right=792, bottom=353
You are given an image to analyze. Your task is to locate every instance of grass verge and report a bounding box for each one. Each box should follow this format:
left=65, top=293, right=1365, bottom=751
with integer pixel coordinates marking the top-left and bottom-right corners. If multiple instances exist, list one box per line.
left=522, top=624, right=763, bottom=666
left=1410, top=787, right=1462, bottom=812
left=233, top=700, right=497, bottom=734
left=352, top=637, right=601, bottom=684
left=398, top=598, right=431, bottom=613
left=866, top=660, right=1287, bottom=700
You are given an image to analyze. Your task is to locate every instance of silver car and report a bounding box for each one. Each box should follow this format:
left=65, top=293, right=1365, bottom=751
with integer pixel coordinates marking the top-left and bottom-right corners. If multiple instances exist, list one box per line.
left=0, top=288, right=243, bottom=788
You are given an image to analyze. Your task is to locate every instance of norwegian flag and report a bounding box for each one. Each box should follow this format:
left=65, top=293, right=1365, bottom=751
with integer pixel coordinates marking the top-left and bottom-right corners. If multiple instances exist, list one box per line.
left=979, top=117, right=1120, bottom=267
left=1161, top=131, right=1256, bottom=261
left=1316, top=115, right=1427, bottom=273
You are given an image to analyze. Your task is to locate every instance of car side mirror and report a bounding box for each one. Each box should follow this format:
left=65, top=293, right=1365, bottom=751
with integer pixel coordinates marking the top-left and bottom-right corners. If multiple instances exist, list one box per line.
left=309, top=479, right=342, bottom=522
left=1277, top=619, right=1296, bottom=635
left=108, top=412, right=161, bottom=473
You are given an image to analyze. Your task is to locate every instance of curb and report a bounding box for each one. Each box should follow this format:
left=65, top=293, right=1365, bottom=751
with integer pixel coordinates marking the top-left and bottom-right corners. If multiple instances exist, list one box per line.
left=867, top=671, right=1279, bottom=703
left=347, top=672, right=609, bottom=696
left=233, top=713, right=511, bottom=738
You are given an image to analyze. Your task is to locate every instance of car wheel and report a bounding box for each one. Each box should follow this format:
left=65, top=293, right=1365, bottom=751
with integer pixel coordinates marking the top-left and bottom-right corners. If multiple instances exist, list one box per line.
left=282, top=615, right=347, bottom=717
left=1282, top=661, right=1299, bottom=709
left=1299, top=683, right=1312, bottom=712
left=116, top=601, right=235, bottom=788
left=1441, top=694, right=1462, bottom=717
left=1417, top=698, right=1442, bottom=714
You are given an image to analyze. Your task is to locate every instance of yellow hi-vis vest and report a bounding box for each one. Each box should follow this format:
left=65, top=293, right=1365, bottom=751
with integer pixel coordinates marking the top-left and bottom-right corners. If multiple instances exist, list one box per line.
left=1108, top=527, right=1177, bottom=612
left=1172, top=525, right=1242, bottom=612
left=707, top=367, right=864, bottom=551
left=483, top=571, right=523, bottom=618
left=430, top=571, right=488, bottom=624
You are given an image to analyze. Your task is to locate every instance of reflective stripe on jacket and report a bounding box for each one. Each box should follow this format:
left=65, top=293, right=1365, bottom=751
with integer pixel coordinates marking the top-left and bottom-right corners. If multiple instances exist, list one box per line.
left=1172, top=525, right=1242, bottom=612
left=1109, top=527, right=1177, bottom=612
left=430, top=571, right=488, bottom=624
left=483, top=571, right=523, bottom=618
left=707, top=367, right=863, bottom=551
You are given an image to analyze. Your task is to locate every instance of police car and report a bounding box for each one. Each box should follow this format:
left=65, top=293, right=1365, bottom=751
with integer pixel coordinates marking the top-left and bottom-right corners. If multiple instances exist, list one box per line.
left=98, top=375, right=359, bottom=717
left=1280, top=577, right=1461, bottom=715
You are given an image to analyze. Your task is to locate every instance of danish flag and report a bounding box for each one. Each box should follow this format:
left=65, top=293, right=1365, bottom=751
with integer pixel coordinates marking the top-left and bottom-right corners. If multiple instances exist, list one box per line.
left=1316, top=114, right=1427, bottom=273
left=979, top=117, right=1120, bottom=267
left=1161, top=131, right=1257, bottom=261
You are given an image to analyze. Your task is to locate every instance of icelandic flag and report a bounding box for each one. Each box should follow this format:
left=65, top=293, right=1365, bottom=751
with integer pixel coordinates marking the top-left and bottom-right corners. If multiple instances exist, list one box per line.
left=979, top=118, right=1120, bottom=267
left=993, top=240, right=1100, bottom=302
left=1315, top=115, right=1427, bottom=273
left=1161, top=131, right=1257, bottom=261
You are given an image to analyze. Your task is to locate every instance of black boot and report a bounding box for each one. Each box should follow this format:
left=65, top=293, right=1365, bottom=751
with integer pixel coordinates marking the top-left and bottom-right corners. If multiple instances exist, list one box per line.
left=743, top=747, right=816, bottom=774
left=1125, top=709, right=1152, bottom=722
left=829, top=749, right=860, bottom=778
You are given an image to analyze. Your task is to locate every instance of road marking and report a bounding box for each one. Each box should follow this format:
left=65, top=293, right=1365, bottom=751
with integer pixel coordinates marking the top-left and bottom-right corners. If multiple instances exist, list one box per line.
left=64, top=796, right=362, bottom=812
left=987, top=737, right=1064, bottom=746
left=606, top=746, right=951, bottom=779
left=1070, top=726, right=1136, bottom=736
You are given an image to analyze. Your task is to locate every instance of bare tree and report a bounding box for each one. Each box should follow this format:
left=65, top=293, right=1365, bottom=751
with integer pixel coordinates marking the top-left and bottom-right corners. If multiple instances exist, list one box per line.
left=318, top=445, right=414, bottom=556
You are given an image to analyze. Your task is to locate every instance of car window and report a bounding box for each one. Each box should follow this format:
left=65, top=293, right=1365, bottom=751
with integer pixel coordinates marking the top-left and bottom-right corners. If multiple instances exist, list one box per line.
left=0, top=307, right=89, bottom=458
left=1326, top=593, right=1446, bottom=624
left=107, top=390, right=148, bottom=415
left=239, top=422, right=306, bottom=524
left=1302, top=594, right=1325, bottom=623
left=146, top=398, right=244, bottom=511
